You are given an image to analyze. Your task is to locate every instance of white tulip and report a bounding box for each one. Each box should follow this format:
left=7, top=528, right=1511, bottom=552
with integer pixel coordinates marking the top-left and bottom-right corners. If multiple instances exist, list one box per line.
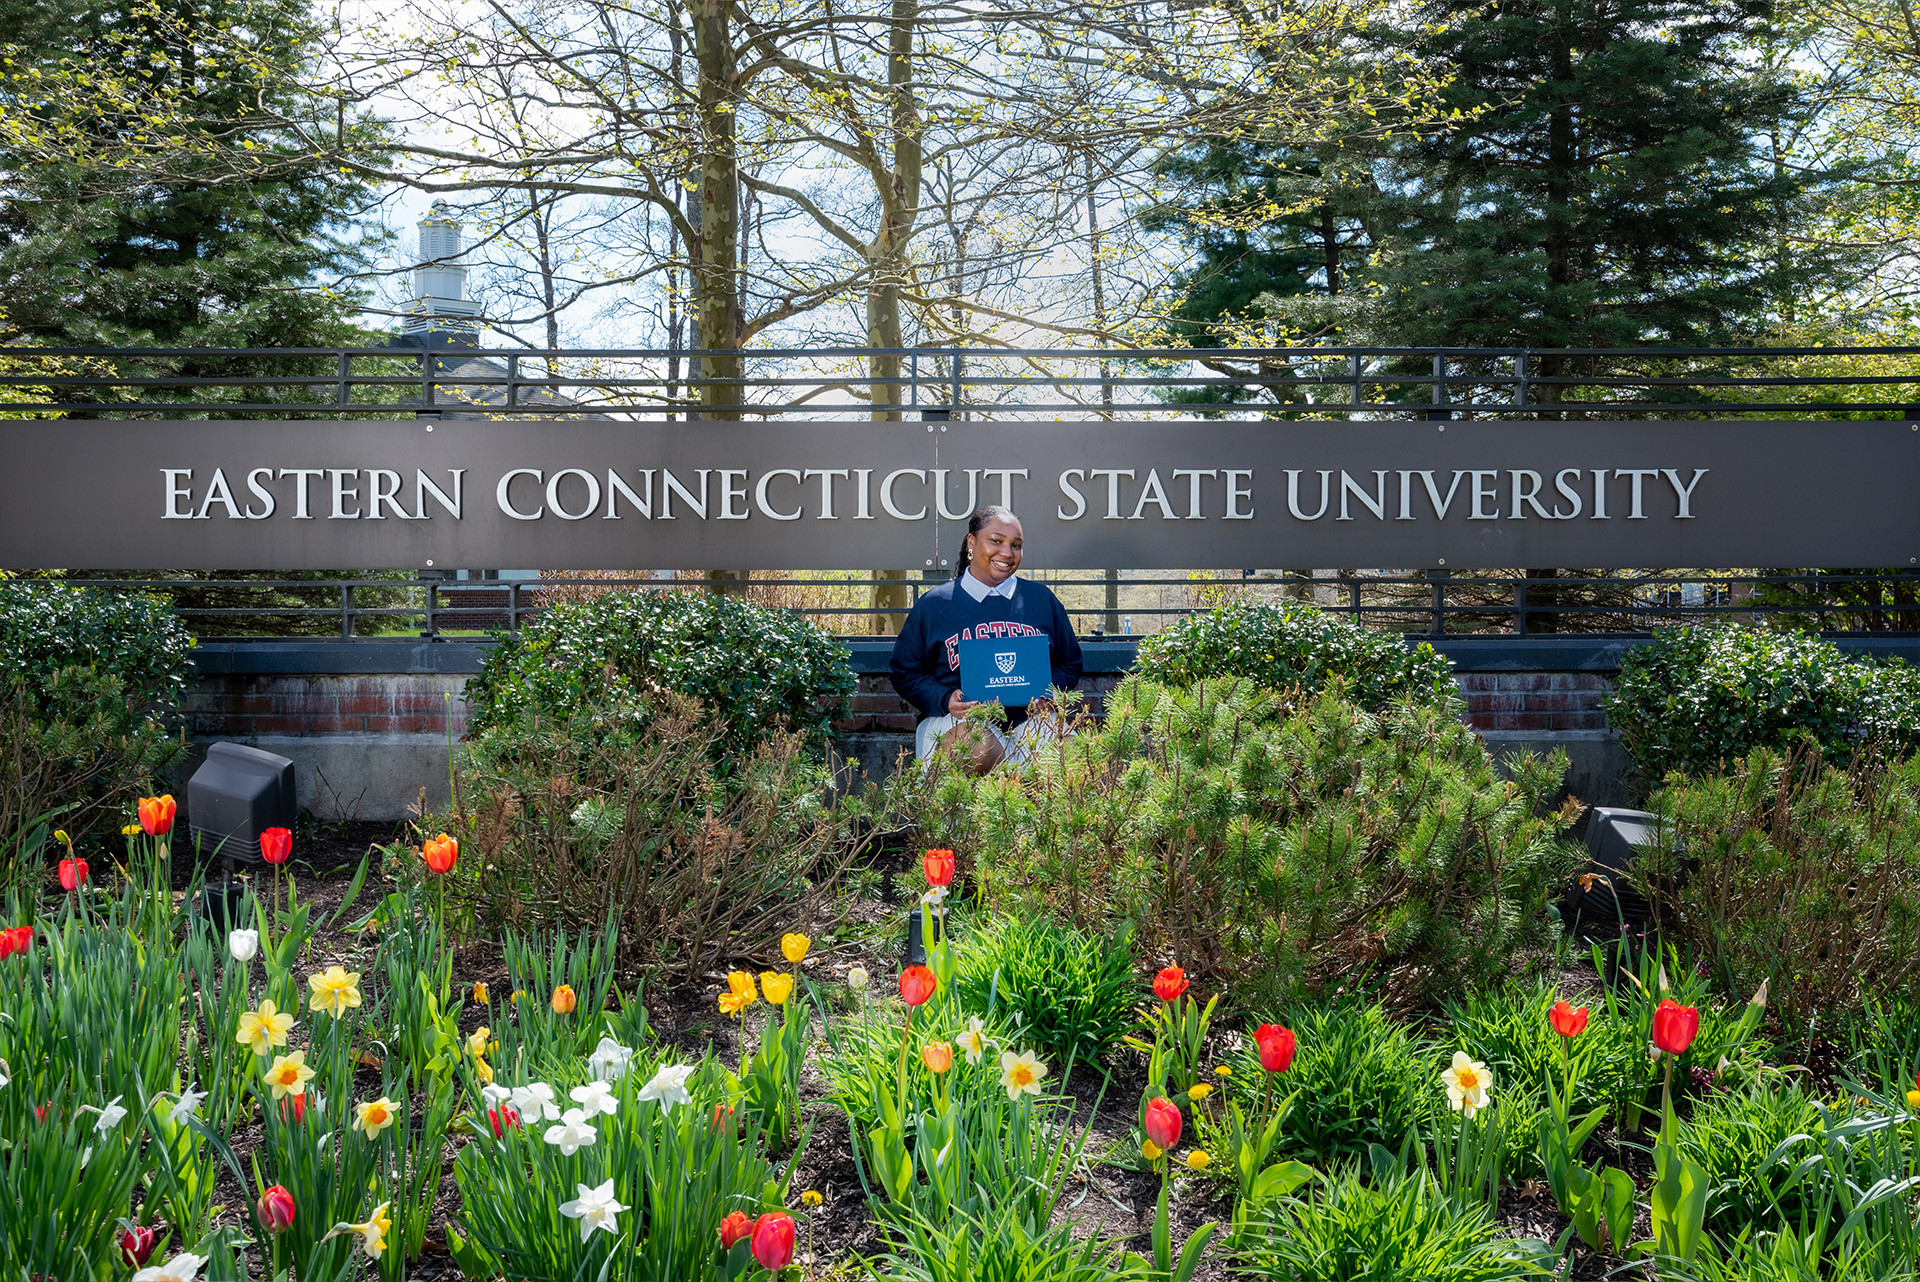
left=227, top=928, right=259, bottom=963
left=846, top=967, right=870, bottom=990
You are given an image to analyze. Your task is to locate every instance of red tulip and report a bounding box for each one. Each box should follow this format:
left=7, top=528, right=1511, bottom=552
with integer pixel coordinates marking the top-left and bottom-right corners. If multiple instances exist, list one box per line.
left=118, top=1224, right=156, bottom=1267
left=1549, top=1000, right=1590, bottom=1039
left=751, top=1212, right=796, bottom=1270
left=923, top=847, right=955, bottom=888
left=488, top=1105, right=520, bottom=1137
left=138, top=794, right=176, bottom=836
left=710, top=1103, right=737, bottom=1132
left=1254, top=1023, right=1297, bottom=1073
left=0, top=926, right=29, bottom=959
left=899, top=965, right=937, bottom=1007
left=57, top=857, right=88, bottom=892
left=257, top=1185, right=296, bottom=1234
left=1152, top=967, right=1188, bottom=1003
left=259, top=826, right=292, bottom=865
left=717, top=1210, right=755, bottom=1250
left=1144, top=1096, right=1183, bottom=1150
left=281, top=1094, right=307, bottom=1124
left=1650, top=999, right=1700, bottom=1056
left=422, top=833, right=459, bottom=875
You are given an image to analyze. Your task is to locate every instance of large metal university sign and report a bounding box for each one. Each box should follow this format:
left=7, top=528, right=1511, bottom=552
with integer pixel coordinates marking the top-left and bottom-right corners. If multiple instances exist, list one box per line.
left=2, top=417, right=1916, bottom=570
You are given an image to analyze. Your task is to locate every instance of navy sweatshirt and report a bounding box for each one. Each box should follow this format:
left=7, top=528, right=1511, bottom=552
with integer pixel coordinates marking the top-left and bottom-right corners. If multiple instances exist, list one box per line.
left=889, top=577, right=1083, bottom=726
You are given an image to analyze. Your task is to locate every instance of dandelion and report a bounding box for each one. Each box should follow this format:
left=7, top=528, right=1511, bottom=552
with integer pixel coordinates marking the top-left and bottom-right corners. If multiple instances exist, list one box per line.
left=782, top=933, right=811, bottom=964
left=308, top=966, right=363, bottom=1019
left=999, top=1048, right=1047, bottom=1099
left=264, top=1050, right=316, bottom=1100
left=236, top=999, right=295, bottom=1057
left=559, top=1179, right=628, bottom=1243
left=1215, top=1065, right=1233, bottom=1078
left=1187, top=1083, right=1213, bottom=1102
left=1141, top=1139, right=1162, bottom=1161
left=1441, top=1051, right=1492, bottom=1119
left=801, top=1189, right=824, bottom=1207
left=1186, top=1150, right=1212, bottom=1171
left=352, top=1096, right=400, bottom=1140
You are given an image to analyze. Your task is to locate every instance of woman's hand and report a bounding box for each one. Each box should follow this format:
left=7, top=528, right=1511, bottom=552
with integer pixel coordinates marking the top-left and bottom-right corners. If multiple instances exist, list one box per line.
left=946, top=689, right=982, bottom=717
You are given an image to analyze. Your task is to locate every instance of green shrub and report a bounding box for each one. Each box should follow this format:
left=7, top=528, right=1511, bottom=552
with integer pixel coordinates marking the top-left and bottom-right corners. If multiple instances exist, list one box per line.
left=1638, top=745, right=1920, bottom=1024
left=1603, top=625, right=1920, bottom=781
left=1231, top=1001, right=1431, bottom=1165
left=954, top=915, right=1139, bottom=1064
left=0, top=582, right=193, bottom=855
left=1675, top=1078, right=1835, bottom=1236
left=1132, top=599, right=1456, bottom=711
left=1238, top=1170, right=1549, bottom=1282
left=917, top=678, right=1582, bottom=1006
left=464, top=589, right=854, bottom=761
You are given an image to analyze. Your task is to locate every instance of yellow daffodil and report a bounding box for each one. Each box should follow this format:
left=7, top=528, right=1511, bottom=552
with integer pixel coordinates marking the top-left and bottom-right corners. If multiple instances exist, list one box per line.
left=308, top=966, right=363, bottom=1019
left=474, top=1057, right=494, bottom=1085
left=1187, top=1150, right=1212, bottom=1171
left=263, top=1050, right=316, bottom=1100
left=718, top=970, right=757, bottom=1017
left=999, top=1048, right=1048, bottom=1100
left=759, top=971, right=794, bottom=1006
left=1188, top=1083, right=1213, bottom=1102
left=353, top=1096, right=399, bottom=1140
left=956, top=1015, right=989, bottom=1064
left=471, top=981, right=489, bottom=1004
left=800, top=1189, right=824, bottom=1207
left=1141, top=1139, right=1162, bottom=1161
left=782, top=933, right=811, bottom=964
left=338, top=1203, right=391, bottom=1259
left=466, top=1026, right=494, bottom=1059
left=236, top=999, right=295, bottom=1057
left=1441, top=1051, right=1492, bottom=1119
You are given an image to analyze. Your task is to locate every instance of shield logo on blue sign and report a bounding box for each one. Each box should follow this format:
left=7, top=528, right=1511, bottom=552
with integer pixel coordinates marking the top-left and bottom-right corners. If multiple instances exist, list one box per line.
left=994, top=652, right=1018, bottom=674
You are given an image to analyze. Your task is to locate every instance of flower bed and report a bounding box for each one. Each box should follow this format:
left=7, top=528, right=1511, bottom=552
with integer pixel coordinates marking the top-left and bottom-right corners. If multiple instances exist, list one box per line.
left=3, top=795, right=1920, bottom=1281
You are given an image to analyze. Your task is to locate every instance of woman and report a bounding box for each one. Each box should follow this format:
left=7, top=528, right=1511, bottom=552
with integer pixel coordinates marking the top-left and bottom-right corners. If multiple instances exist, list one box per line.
left=889, top=506, right=1083, bottom=766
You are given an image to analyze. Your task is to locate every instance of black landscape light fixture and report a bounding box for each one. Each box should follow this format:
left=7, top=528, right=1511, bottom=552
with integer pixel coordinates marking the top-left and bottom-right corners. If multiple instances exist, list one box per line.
left=1561, top=806, right=1660, bottom=941
left=188, top=742, right=297, bottom=869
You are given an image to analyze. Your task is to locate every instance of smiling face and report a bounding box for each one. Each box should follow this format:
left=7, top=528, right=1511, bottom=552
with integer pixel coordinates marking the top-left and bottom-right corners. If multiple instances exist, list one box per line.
left=966, top=515, right=1024, bottom=585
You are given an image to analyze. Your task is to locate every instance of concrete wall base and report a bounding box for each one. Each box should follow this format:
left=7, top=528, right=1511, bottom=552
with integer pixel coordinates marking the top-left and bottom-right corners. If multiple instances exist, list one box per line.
left=174, top=734, right=454, bottom=822
left=1477, top=729, right=1639, bottom=810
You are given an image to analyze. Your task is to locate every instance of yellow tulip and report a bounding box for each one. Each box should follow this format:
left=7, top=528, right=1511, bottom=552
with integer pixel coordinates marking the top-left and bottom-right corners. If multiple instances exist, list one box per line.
left=760, top=971, right=794, bottom=1005
left=782, top=933, right=811, bottom=964
left=471, top=981, right=489, bottom=1004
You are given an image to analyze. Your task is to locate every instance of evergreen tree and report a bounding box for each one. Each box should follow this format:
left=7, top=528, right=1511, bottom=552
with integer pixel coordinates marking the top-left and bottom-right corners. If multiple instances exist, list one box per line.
left=0, top=0, right=386, bottom=348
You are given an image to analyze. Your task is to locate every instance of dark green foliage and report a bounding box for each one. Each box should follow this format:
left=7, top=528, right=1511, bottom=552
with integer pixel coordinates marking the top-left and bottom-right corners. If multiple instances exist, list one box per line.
left=1603, top=626, right=1920, bottom=781
left=1638, top=745, right=1920, bottom=1023
left=0, top=0, right=387, bottom=349
left=1237, top=1169, right=1549, bottom=1282
left=922, top=679, right=1580, bottom=1006
left=1131, top=600, right=1456, bottom=712
left=1675, top=1079, right=1835, bottom=1236
left=0, top=582, right=193, bottom=849
left=1231, top=1001, right=1431, bottom=1165
left=954, top=916, right=1139, bottom=1064
left=465, top=590, right=854, bottom=762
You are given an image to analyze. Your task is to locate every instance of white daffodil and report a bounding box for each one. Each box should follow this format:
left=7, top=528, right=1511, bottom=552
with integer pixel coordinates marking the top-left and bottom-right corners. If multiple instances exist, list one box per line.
left=134, top=1254, right=206, bottom=1282
left=637, top=1064, right=695, bottom=1109
left=227, top=928, right=259, bottom=963
left=543, top=1107, right=598, bottom=1155
left=956, top=1015, right=990, bottom=1065
left=587, top=1036, right=634, bottom=1082
left=559, top=1178, right=628, bottom=1243
left=81, top=1095, right=129, bottom=1134
left=919, top=885, right=948, bottom=907
left=481, top=1082, right=514, bottom=1111
left=169, top=1086, right=208, bottom=1126
left=570, top=1080, right=619, bottom=1119
left=0, top=1057, right=10, bottom=1091
left=511, top=1081, right=561, bottom=1123
left=999, top=1049, right=1048, bottom=1099
left=1441, top=1051, right=1492, bottom=1119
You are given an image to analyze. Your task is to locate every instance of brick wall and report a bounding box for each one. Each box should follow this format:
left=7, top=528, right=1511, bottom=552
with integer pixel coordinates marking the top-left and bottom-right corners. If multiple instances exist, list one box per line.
left=1458, top=672, right=1613, bottom=733
left=182, top=674, right=471, bottom=738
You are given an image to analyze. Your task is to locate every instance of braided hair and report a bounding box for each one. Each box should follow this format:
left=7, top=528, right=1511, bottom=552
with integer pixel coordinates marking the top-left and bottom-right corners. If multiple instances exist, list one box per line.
left=956, top=506, right=1019, bottom=578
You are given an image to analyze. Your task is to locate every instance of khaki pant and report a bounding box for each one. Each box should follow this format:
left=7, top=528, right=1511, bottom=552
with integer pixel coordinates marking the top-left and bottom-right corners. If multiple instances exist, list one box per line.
left=914, top=713, right=1058, bottom=767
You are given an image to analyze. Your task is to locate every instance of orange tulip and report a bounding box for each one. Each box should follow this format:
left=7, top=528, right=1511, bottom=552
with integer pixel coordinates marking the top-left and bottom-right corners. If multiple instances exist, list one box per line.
left=1549, top=1000, right=1590, bottom=1039
left=717, top=1211, right=755, bottom=1249
left=138, top=795, right=176, bottom=836
left=922, top=1042, right=954, bottom=1073
left=422, top=833, right=458, bottom=875
left=551, top=984, right=577, bottom=1015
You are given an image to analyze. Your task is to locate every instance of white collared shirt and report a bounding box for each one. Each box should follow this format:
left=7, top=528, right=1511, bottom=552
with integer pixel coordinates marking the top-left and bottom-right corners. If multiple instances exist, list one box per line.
left=958, top=569, right=1017, bottom=602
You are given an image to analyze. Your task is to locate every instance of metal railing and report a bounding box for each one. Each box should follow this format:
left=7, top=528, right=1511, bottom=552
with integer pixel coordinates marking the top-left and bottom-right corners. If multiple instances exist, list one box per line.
left=17, top=569, right=1920, bottom=640
left=7, top=343, right=1920, bottom=418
